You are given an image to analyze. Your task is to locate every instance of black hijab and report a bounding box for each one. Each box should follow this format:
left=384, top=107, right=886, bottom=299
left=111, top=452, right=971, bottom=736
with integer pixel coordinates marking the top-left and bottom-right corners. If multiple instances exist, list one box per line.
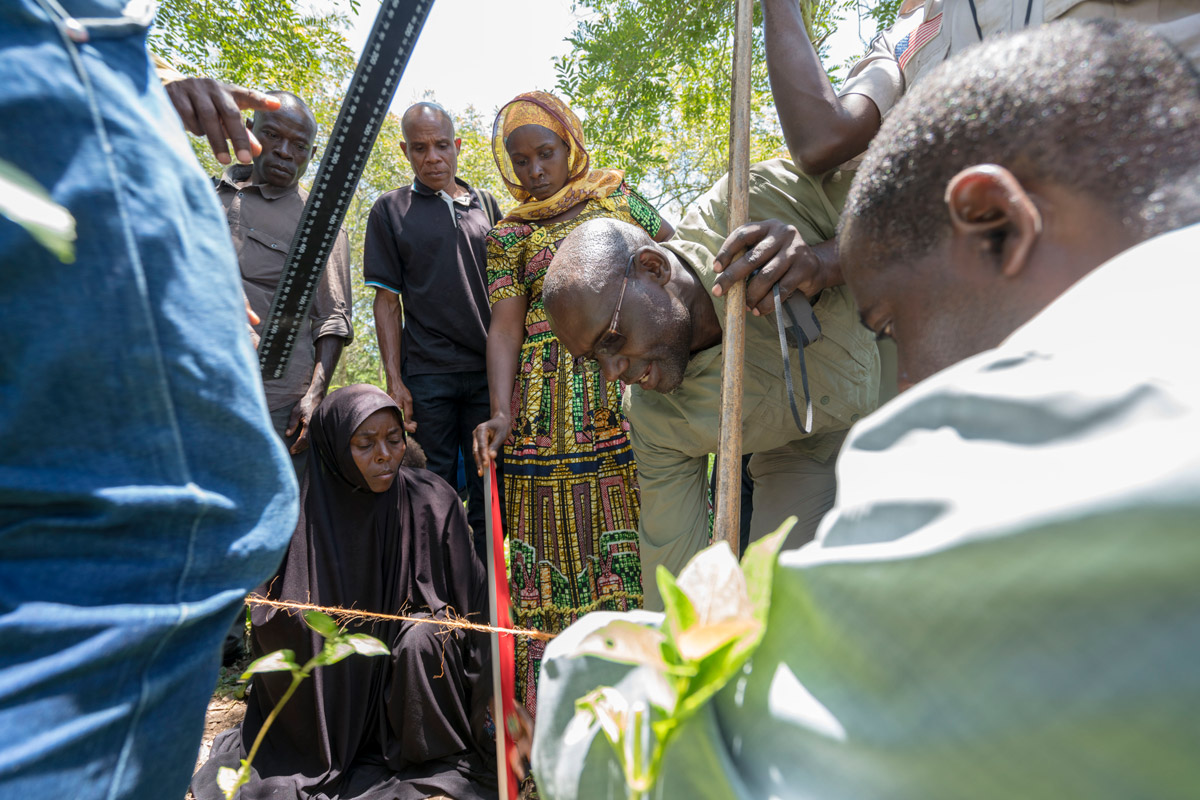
left=194, top=384, right=495, bottom=800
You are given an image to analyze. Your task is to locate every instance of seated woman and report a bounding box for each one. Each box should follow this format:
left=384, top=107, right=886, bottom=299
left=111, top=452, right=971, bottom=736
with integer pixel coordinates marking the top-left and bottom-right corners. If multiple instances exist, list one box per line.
left=194, top=384, right=496, bottom=800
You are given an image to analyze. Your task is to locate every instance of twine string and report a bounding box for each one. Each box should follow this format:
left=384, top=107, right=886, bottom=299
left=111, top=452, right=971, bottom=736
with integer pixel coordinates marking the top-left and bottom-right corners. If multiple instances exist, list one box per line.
left=244, top=594, right=557, bottom=642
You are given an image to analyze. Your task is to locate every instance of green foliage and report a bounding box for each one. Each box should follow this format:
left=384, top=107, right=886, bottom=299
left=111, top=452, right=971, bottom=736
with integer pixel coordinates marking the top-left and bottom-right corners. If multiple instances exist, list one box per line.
left=571, top=518, right=794, bottom=799
left=216, top=611, right=388, bottom=800
left=859, top=0, right=903, bottom=35
left=554, top=0, right=853, bottom=216
left=150, top=0, right=356, bottom=93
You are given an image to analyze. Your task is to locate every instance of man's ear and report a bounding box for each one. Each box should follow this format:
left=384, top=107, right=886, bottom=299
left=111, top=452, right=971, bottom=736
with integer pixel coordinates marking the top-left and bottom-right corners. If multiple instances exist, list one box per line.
left=454, top=137, right=462, bottom=154
left=399, top=141, right=409, bottom=158
left=634, top=245, right=671, bottom=286
left=944, top=164, right=1042, bottom=278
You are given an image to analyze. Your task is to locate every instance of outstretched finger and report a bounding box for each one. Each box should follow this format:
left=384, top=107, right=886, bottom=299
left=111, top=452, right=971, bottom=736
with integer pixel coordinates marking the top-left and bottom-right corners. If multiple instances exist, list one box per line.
left=223, top=85, right=280, bottom=162
left=210, top=85, right=258, bottom=164
left=189, top=91, right=233, bottom=165
left=227, top=85, right=282, bottom=114
left=165, top=83, right=200, bottom=136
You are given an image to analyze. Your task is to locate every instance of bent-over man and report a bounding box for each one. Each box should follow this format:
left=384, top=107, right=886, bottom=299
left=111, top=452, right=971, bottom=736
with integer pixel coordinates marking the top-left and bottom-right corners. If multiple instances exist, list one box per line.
left=544, top=159, right=881, bottom=610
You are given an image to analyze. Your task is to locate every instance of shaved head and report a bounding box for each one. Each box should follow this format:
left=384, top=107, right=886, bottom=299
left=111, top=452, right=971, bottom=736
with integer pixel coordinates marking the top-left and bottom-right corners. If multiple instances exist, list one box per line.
left=399, top=101, right=459, bottom=192
left=546, top=219, right=699, bottom=394
left=401, top=101, right=454, bottom=140
left=251, top=90, right=316, bottom=132
left=248, top=90, right=316, bottom=189
left=841, top=19, right=1200, bottom=269
left=544, top=218, right=652, bottom=310
left=838, top=20, right=1200, bottom=389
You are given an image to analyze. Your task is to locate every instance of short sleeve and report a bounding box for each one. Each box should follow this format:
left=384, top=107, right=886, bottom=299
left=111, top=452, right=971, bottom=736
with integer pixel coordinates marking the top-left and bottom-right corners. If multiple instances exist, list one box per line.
left=838, top=32, right=904, bottom=118
left=837, top=4, right=930, bottom=119
left=485, top=223, right=532, bottom=304
left=363, top=198, right=403, bottom=295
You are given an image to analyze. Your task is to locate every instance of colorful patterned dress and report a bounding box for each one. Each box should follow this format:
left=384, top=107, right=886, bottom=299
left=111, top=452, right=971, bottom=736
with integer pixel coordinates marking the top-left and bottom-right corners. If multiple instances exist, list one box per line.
left=486, top=181, right=661, bottom=714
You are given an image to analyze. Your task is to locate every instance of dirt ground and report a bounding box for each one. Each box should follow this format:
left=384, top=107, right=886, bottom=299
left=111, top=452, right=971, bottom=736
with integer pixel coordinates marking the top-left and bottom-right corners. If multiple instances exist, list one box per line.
left=187, top=696, right=246, bottom=800
left=195, top=695, right=247, bottom=773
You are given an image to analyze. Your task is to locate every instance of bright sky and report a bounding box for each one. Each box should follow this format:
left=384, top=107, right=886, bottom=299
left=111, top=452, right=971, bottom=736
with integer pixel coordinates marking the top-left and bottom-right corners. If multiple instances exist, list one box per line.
left=338, top=0, right=873, bottom=121
left=343, top=0, right=588, bottom=119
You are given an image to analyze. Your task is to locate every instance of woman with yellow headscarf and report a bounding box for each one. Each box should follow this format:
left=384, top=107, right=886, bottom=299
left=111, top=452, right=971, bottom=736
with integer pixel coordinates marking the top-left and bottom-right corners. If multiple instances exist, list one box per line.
left=472, top=91, right=673, bottom=718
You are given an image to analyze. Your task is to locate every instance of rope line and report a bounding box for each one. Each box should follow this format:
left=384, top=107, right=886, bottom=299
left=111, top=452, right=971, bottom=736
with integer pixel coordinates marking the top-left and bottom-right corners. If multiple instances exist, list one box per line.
left=244, top=595, right=557, bottom=642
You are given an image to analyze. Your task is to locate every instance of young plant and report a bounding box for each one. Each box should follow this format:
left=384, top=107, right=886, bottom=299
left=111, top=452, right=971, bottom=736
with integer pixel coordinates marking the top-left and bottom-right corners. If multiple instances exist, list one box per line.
left=570, top=518, right=794, bottom=800
left=216, top=610, right=389, bottom=800
left=0, top=160, right=75, bottom=263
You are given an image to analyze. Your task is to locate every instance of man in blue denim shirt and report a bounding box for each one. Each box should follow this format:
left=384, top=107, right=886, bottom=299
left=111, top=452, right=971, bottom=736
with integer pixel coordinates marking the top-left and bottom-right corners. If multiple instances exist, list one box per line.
left=0, top=2, right=297, bottom=798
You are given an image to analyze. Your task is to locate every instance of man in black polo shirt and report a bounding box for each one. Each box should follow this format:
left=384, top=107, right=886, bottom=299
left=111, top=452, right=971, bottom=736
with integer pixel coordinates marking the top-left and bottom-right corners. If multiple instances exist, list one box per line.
left=364, top=102, right=501, bottom=555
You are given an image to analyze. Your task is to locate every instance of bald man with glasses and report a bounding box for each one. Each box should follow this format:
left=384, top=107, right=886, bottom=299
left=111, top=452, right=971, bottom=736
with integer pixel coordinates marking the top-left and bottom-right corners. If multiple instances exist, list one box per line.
left=542, top=161, right=880, bottom=610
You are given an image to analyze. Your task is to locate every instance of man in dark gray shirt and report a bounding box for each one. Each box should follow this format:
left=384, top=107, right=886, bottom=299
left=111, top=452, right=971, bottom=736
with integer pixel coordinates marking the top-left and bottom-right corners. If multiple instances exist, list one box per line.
left=215, top=90, right=353, bottom=479
left=364, top=102, right=500, bottom=555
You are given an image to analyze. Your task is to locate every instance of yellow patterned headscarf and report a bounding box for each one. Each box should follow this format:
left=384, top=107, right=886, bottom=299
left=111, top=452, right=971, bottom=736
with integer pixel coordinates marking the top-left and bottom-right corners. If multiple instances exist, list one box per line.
left=492, top=91, right=623, bottom=222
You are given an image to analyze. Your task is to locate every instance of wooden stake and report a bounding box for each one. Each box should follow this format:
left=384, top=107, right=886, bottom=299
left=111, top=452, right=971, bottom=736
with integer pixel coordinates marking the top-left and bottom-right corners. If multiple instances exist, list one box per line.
left=715, top=0, right=754, bottom=557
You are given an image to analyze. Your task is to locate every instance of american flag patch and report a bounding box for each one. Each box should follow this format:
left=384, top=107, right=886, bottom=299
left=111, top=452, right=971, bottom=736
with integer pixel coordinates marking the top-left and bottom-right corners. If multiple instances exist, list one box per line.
left=894, top=13, right=943, bottom=70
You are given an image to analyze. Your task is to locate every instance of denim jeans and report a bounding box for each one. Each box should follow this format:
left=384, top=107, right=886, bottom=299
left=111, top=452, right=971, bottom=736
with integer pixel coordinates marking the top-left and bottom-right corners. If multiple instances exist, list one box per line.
left=405, top=370, right=490, bottom=560
left=0, top=3, right=298, bottom=798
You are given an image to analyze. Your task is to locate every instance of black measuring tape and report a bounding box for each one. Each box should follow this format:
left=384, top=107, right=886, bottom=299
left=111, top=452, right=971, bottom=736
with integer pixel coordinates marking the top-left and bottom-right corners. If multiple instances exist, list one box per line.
left=258, top=0, right=435, bottom=380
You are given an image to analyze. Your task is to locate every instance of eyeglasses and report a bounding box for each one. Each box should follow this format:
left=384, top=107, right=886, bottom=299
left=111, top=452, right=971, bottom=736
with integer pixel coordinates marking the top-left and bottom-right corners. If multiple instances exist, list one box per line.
left=573, top=252, right=636, bottom=375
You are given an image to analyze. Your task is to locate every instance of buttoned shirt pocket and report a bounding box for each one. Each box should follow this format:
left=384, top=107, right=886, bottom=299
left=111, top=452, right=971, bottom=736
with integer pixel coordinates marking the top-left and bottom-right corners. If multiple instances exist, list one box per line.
left=234, top=228, right=288, bottom=327
left=239, top=227, right=289, bottom=285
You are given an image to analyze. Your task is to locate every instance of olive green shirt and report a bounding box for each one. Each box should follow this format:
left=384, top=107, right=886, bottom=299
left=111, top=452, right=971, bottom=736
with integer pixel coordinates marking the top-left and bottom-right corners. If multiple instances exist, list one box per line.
left=627, top=159, right=879, bottom=606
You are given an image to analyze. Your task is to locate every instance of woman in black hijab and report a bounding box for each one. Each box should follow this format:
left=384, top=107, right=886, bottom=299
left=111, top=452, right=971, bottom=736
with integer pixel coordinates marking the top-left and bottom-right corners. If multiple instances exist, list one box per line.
left=194, top=384, right=497, bottom=800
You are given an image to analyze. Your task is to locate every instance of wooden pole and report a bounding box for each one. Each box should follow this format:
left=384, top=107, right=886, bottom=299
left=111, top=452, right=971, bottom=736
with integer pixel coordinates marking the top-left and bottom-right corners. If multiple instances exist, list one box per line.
left=715, top=0, right=753, bottom=556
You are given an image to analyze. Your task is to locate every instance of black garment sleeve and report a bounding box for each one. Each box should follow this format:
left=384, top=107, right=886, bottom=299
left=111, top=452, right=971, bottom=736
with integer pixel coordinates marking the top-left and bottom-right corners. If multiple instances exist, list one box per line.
left=363, top=196, right=404, bottom=294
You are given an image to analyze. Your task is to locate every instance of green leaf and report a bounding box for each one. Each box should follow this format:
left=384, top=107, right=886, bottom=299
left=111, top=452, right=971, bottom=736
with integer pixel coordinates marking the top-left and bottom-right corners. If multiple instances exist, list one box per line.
left=576, top=685, right=632, bottom=748
left=741, top=516, right=794, bottom=627
left=303, top=609, right=340, bottom=638
left=344, top=633, right=390, bottom=658
left=657, top=565, right=697, bottom=646
left=675, top=541, right=752, bottom=627
left=0, top=160, right=75, bottom=263
left=216, top=761, right=248, bottom=800
left=241, top=649, right=300, bottom=678
left=573, top=619, right=671, bottom=672
left=312, top=639, right=356, bottom=667
left=675, top=636, right=750, bottom=720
